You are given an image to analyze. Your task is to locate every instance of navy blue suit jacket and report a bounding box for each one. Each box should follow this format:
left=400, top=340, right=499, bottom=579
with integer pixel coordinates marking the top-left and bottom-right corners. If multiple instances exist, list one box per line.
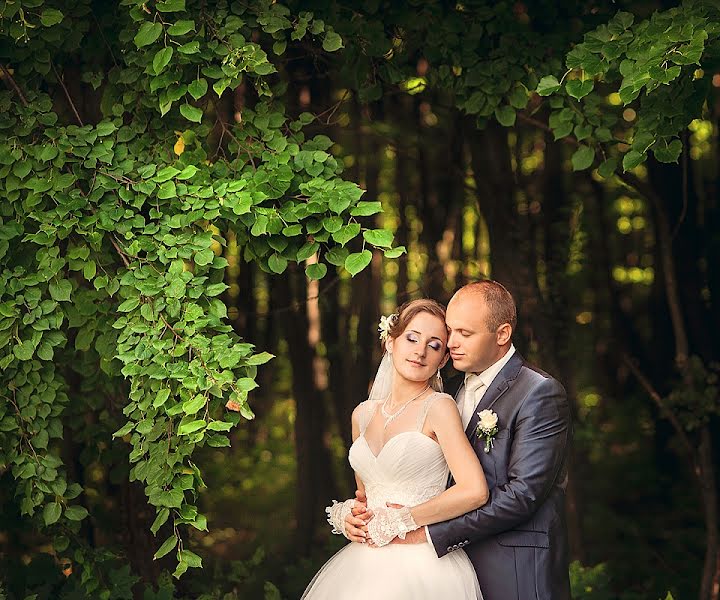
left=428, top=352, right=571, bottom=600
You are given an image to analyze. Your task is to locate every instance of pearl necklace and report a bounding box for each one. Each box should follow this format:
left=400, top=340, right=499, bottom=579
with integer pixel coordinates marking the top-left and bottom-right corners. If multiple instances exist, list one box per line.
left=381, top=385, right=430, bottom=429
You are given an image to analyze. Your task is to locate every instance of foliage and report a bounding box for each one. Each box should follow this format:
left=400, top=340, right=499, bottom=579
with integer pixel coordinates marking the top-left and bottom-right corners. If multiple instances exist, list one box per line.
left=0, top=0, right=404, bottom=585
left=537, top=1, right=720, bottom=174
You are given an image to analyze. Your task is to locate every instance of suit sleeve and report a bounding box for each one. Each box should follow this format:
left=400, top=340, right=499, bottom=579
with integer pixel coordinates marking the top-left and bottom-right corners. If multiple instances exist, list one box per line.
left=428, top=376, right=570, bottom=557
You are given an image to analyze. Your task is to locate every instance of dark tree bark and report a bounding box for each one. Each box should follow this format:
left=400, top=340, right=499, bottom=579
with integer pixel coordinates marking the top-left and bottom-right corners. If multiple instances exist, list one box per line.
left=272, top=268, right=336, bottom=550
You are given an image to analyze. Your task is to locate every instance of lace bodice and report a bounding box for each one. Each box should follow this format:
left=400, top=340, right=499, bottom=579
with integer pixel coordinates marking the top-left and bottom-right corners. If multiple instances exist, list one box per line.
left=348, top=393, right=450, bottom=511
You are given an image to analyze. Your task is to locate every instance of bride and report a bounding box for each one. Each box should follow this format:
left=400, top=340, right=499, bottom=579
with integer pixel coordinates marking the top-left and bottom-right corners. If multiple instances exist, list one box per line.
left=302, top=299, right=487, bottom=599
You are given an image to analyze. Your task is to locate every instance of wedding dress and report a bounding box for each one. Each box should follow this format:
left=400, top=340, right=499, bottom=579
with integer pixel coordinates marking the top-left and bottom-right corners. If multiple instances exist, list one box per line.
left=302, top=393, right=482, bottom=599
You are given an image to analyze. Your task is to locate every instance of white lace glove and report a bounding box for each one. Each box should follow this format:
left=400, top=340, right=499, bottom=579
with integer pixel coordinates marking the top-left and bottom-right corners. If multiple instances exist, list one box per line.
left=366, top=506, right=418, bottom=547
left=325, top=499, right=356, bottom=538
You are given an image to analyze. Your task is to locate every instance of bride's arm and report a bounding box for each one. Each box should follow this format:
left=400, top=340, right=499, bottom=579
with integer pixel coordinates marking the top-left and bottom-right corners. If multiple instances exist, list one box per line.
left=409, top=395, right=488, bottom=527
left=350, top=404, right=366, bottom=499
left=327, top=404, right=370, bottom=541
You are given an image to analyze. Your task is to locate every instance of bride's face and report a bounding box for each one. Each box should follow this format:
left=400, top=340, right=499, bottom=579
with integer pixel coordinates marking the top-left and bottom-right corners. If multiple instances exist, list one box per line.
left=386, top=311, right=449, bottom=384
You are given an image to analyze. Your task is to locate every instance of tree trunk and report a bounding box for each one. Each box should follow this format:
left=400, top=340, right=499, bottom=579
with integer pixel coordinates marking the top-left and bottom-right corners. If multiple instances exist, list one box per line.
left=272, top=268, right=335, bottom=549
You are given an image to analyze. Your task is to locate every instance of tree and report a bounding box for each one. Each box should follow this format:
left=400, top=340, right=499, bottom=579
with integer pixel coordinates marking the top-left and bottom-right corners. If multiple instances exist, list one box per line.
left=0, top=0, right=402, bottom=591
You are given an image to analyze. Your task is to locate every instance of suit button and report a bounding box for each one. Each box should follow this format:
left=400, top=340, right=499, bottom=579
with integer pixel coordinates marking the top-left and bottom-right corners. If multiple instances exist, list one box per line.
left=446, top=546, right=452, bottom=552
left=464, top=540, right=469, bottom=544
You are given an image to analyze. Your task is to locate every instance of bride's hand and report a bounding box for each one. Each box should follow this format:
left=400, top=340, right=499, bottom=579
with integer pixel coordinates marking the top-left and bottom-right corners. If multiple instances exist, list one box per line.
left=344, top=491, right=374, bottom=544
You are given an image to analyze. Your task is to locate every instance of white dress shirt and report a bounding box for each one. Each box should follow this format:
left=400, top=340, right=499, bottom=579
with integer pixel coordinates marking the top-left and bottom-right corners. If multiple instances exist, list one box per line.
left=424, top=344, right=516, bottom=550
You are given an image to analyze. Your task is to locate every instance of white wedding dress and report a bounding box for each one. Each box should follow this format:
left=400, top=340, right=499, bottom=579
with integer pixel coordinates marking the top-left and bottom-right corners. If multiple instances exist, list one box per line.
left=302, top=393, right=482, bottom=599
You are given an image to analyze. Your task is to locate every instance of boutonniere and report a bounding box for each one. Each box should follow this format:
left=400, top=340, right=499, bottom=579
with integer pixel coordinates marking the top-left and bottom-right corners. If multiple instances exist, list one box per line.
left=476, top=409, right=499, bottom=453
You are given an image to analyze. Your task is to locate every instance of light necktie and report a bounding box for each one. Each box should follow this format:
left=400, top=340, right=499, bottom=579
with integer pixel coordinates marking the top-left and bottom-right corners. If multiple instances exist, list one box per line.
left=461, top=377, right=485, bottom=430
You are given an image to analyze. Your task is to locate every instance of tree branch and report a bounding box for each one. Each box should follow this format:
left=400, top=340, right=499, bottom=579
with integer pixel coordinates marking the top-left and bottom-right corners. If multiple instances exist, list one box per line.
left=622, top=353, right=696, bottom=462
left=51, top=62, right=84, bottom=126
left=0, top=63, right=29, bottom=107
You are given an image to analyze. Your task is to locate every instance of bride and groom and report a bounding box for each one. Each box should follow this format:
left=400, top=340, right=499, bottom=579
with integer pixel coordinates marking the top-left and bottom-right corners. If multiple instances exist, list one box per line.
left=302, top=280, right=571, bottom=600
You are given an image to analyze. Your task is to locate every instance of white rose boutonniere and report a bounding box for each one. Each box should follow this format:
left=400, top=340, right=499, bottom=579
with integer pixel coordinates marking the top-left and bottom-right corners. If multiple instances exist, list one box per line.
left=476, top=409, right=499, bottom=453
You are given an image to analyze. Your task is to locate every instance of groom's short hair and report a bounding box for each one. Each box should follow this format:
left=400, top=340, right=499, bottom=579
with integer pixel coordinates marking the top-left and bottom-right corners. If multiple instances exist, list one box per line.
left=456, top=280, right=517, bottom=333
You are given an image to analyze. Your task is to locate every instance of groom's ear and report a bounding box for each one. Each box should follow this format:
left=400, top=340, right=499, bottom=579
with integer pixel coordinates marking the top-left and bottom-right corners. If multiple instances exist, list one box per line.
left=496, top=323, right=512, bottom=346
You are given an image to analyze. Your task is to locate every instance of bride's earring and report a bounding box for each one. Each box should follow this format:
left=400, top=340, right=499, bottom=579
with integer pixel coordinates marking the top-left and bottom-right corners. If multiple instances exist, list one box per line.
left=435, top=369, right=443, bottom=392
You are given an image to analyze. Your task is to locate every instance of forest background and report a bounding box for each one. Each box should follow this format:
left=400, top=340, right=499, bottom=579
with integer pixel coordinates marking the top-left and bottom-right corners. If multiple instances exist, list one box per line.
left=0, top=0, right=719, bottom=599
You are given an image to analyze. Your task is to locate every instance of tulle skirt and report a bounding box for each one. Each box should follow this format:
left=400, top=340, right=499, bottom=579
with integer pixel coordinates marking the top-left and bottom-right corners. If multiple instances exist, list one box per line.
left=302, top=541, right=482, bottom=599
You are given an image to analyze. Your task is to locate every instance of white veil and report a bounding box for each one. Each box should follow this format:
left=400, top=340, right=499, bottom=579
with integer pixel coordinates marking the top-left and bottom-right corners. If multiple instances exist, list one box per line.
left=366, top=350, right=444, bottom=403
left=367, top=352, right=393, bottom=403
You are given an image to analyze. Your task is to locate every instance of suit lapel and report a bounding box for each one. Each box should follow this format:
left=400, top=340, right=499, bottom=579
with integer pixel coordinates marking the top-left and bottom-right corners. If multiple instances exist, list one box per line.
left=464, top=352, right=524, bottom=440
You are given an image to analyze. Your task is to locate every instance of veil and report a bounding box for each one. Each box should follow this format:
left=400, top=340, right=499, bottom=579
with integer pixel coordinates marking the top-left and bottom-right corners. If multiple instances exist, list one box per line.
left=366, top=351, right=444, bottom=403
left=367, top=352, right=393, bottom=403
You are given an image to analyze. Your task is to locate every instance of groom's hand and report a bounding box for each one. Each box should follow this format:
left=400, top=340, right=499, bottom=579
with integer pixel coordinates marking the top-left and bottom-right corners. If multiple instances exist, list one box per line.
left=344, top=489, right=373, bottom=543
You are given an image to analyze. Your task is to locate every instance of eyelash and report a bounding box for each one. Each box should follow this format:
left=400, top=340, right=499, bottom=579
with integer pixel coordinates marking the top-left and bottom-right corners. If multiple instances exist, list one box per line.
left=406, top=334, right=442, bottom=352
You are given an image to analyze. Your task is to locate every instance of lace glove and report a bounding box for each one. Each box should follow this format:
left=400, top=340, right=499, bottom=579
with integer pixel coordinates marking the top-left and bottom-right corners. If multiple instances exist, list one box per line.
left=325, top=499, right=356, bottom=537
left=366, top=506, right=418, bottom=547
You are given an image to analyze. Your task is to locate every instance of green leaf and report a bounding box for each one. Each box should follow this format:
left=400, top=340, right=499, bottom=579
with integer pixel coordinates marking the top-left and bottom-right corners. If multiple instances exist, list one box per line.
left=178, top=41, right=200, bottom=54
left=49, top=279, right=72, bottom=302
left=96, top=121, right=117, bottom=136
left=182, top=394, right=206, bottom=415
left=173, top=560, right=189, bottom=579
left=40, top=9, right=64, bottom=26
left=571, top=145, right=595, bottom=171
left=623, top=150, right=647, bottom=171
left=536, top=75, right=561, bottom=96
left=306, top=263, right=327, bottom=280
left=180, top=104, right=203, bottom=123
left=205, top=283, right=228, bottom=296
left=246, top=352, right=274, bottom=366
left=322, top=216, right=343, bottom=233
left=296, top=241, right=320, bottom=262
left=157, top=0, right=185, bottom=11
left=178, top=420, right=206, bottom=435
left=43, top=502, right=62, bottom=526
left=194, top=248, right=215, bottom=266
left=179, top=550, right=202, bottom=568
left=344, top=250, right=372, bottom=277
left=64, top=506, right=88, bottom=521
left=118, top=297, right=140, bottom=312
left=188, top=79, right=208, bottom=100
left=207, top=421, right=233, bottom=432
left=153, top=47, right=174, bottom=75
left=134, top=22, right=163, bottom=48
left=157, top=180, right=177, bottom=199
left=113, top=422, right=134, bottom=438
left=154, top=534, right=177, bottom=560
left=384, top=246, right=406, bottom=259
left=597, top=157, right=619, bottom=178
left=325, top=246, right=349, bottom=266
left=322, top=31, right=343, bottom=52
left=154, top=389, right=171, bottom=408
left=268, top=253, right=288, bottom=274
left=151, top=508, right=170, bottom=535
left=362, top=229, right=394, bottom=248
left=332, top=223, right=361, bottom=246
left=508, top=84, right=529, bottom=109
left=177, top=165, right=198, bottom=180
left=565, top=79, right=594, bottom=100
left=494, top=105, right=516, bottom=127
left=654, top=139, right=683, bottom=163
left=350, top=201, right=382, bottom=217
left=167, top=20, right=195, bottom=35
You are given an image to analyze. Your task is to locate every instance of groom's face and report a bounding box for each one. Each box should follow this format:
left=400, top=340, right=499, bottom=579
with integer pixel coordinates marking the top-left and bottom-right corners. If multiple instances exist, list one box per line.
left=445, top=293, right=504, bottom=374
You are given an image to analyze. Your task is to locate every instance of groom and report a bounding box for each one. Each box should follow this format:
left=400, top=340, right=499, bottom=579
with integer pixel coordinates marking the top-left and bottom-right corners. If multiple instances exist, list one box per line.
left=346, top=280, right=571, bottom=600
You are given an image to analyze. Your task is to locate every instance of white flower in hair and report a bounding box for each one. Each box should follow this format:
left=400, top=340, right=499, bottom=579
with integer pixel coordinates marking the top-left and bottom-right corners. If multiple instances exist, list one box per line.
left=378, top=313, right=398, bottom=342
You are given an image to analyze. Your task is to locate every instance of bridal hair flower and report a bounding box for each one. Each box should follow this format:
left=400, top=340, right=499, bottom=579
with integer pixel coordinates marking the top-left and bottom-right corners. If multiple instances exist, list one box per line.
left=378, top=313, right=398, bottom=342
left=476, top=409, right=499, bottom=453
